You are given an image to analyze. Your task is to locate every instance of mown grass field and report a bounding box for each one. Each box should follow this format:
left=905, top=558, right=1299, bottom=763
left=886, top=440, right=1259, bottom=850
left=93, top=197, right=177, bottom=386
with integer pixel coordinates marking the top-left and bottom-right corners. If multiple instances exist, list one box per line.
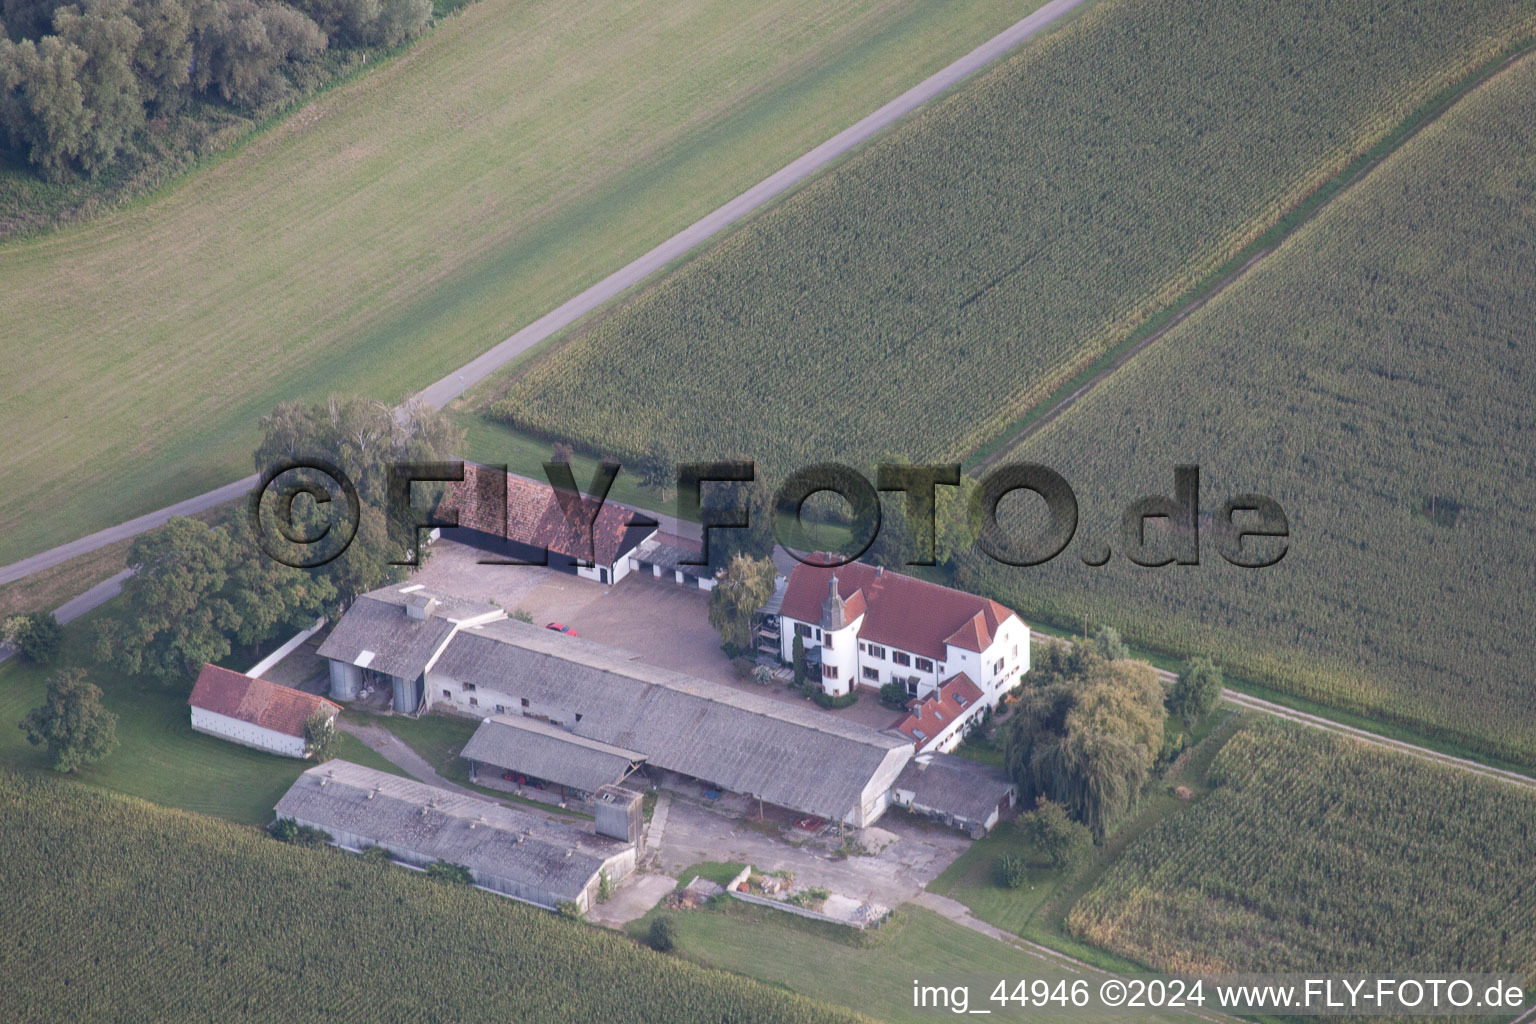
left=628, top=900, right=1202, bottom=1024
left=0, top=0, right=1042, bottom=567
left=0, top=619, right=402, bottom=824
left=1066, top=719, right=1536, bottom=979
left=0, top=771, right=865, bottom=1024
left=968, top=52, right=1536, bottom=763
left=489, top=0, right=1536, bottom=479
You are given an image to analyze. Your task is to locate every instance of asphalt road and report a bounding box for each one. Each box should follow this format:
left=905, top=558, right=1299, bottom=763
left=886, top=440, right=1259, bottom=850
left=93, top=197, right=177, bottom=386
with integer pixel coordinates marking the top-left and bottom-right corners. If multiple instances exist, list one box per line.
left=0, top=0, right=1087, bottom=594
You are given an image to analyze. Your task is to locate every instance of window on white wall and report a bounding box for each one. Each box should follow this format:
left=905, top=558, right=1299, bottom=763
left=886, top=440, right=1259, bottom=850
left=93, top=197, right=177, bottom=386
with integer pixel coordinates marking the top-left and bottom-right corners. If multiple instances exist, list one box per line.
left=916, top=657, right=933, bottom=672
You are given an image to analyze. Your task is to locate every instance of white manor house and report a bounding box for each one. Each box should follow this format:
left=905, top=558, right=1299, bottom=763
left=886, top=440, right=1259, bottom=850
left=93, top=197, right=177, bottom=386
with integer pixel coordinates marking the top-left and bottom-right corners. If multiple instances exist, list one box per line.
left=772, top=559, right=1030, bottom=713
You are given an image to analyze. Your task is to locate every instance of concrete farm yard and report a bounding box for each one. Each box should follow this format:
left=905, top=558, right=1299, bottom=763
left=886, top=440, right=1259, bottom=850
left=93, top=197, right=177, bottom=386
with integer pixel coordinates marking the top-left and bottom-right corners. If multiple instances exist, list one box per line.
left=0, top=0, right=1041, bottom=567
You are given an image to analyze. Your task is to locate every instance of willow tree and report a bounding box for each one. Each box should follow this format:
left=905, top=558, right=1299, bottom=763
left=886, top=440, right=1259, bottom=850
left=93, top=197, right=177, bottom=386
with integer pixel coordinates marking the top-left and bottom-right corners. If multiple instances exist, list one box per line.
left=707, top=553, right=776, bottom=654
left=1004, top=647, right=1165, bottom=839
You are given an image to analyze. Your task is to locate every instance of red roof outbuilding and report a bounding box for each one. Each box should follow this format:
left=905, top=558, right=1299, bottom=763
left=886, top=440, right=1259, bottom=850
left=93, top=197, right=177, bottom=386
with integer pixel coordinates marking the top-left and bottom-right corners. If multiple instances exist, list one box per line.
left=896, top=674, right=986, bottom=750
left=437, top=464, right=655, bottom=567
left=189, top=665, right=339, bottom=740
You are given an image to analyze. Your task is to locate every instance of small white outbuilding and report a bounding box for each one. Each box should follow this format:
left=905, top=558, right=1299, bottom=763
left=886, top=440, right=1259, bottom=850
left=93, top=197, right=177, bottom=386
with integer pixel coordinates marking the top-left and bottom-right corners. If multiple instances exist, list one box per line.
left=188, top=664, right=340, bottom=758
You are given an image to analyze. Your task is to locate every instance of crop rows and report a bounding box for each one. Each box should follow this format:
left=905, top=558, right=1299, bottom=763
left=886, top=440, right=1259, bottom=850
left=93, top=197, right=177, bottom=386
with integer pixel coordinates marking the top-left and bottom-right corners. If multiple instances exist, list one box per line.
left=1066, top=719, right=1536, bottom=978
left=0, top=771, right=863, bottom=1023
left=495, top=0, right=1536, bottom=483
left=964, top=53, right=1536, bottom=763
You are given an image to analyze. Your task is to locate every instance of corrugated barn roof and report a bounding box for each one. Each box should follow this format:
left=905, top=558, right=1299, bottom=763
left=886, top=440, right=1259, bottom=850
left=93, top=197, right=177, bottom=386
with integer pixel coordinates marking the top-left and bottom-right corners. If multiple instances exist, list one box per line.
left=433, top=619, right=912, bottom=821
left=461, top=715, right=645, bottom=794
left=895, top=753, right=1015, bottom=825
left=273, top=760, right=625, bottom=899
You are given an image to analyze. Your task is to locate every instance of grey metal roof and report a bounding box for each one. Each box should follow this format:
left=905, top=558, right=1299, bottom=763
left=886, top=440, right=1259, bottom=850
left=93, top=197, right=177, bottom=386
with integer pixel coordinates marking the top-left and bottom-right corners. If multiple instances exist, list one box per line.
left=273, top=760, right=625, bottom=899
left=433, top=619, right=911, bottom=821
left=760, top=576, right=787, bottom=616
left=315, top=585, right=501, bottom=680
left=634, top=541, right=712, bottom=579
left=461, top=716, right=645, bottom=794
left=895, top=753, right=1015, bottom=824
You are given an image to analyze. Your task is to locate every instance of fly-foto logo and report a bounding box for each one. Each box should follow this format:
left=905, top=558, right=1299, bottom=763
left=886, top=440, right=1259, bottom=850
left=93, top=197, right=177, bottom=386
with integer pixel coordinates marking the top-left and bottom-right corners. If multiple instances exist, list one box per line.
left=247, top=460, right=1288, bottom=571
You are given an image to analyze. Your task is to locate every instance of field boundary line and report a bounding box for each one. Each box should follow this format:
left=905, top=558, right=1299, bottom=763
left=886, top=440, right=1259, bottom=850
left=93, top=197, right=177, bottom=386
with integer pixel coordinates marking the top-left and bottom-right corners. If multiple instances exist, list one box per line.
left=1219, top=690, right=1536, bottom=792
left=1029, top=629, right=1536, bottom=792
left=970, top=37, right=1536, bottom=471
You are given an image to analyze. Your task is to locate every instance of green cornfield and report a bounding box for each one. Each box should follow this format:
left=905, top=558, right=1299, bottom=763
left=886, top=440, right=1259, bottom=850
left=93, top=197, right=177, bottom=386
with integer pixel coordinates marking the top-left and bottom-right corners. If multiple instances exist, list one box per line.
left=493, top=0, right=1536, bottom=480
left=0, top=771, right=865, bottom=1023
left=1066, top=719, right=1536, bottom=977
left=968, top=52, right=1536, bottom=763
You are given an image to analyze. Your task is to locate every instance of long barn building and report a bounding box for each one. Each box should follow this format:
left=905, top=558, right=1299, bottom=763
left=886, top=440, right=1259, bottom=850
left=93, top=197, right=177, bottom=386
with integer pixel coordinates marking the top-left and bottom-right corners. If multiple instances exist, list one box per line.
left=318, top=584, right=914, bottom=827
left=274, top=760, right=637, bottom=912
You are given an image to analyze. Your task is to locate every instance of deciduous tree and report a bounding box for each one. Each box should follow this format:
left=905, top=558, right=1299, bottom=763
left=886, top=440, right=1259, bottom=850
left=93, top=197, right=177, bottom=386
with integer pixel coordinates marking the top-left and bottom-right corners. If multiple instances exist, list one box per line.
left=2, top=611, right=62, bottom=663
left=190, top=0, right=324, bottom=109
left=1168, top=655, right=1222, bottom=726
left=19, top=666, right=118, bottom=772
left=0, top=33, right=90, bottom=179
left=707, top=553, right=776, bottom=653
left=252, top=395, right=463, bottom=606
left=1019, top=797, right=1093, bottom=868
left=304, top=709, right=337, bottom=760
left=52, top=0, right=145, bottom=173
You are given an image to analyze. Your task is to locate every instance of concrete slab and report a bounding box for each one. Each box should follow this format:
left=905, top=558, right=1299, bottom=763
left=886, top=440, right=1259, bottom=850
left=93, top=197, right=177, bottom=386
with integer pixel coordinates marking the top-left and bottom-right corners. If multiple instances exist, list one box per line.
left=588, top=872, right=676, bottom=928
left=656, top=796, right=971, bottom=909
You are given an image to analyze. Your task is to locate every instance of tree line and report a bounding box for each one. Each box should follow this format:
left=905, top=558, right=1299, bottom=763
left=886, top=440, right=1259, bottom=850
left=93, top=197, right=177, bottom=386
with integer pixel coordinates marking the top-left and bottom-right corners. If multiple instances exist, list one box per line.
left=0, top=0, right=431, bottom=179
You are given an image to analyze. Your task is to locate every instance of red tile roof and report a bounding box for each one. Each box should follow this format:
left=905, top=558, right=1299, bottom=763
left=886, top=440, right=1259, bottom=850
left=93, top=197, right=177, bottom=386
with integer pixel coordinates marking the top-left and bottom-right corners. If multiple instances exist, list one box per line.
left=780, top=560, right=1020, bottom=661
left=189, top=665, right=339, bottom=740
left=896, top=674, right=986, bottom=750
left=438, top=464, right=655, bottom=567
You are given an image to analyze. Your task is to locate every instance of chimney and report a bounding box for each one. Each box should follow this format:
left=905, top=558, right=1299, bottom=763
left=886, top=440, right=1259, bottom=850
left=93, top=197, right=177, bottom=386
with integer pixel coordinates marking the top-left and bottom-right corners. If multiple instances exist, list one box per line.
left=820, top=574, right=848, bottom=631
left=406, top=594, right=438, bottom=621
left=875, top=565, right=884, bottom=578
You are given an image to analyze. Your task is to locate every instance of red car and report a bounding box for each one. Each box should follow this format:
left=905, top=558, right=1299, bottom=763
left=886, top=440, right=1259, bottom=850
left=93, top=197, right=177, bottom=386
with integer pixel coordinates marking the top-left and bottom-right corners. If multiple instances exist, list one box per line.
left=545, top=622, right=578, bottom=637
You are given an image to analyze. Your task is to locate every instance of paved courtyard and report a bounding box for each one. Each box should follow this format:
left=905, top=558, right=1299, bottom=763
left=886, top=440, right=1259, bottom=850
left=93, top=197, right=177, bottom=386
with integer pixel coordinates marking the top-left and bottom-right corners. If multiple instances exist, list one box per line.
left=408, top=539, right=907, bottom=731
left=655, top=795, right=971, bottom=909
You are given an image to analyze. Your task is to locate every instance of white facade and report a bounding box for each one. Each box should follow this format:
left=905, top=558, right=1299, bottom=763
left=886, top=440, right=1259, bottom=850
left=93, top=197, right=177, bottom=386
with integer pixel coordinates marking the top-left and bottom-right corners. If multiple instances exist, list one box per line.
left=917, top=707, right=974, bottom=755
left=189, top=706, right=309, bottom=758
left=779, top=610, right=1030, bottom=703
